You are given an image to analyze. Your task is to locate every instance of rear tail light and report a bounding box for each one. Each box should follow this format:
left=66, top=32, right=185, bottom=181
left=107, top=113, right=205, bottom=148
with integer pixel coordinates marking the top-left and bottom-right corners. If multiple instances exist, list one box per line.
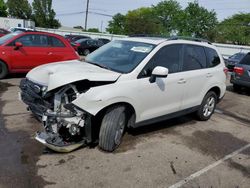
left=223, top=67, right=228, bottom=76
left=234, top=66, right=244, bottom=76
left=75, top=43, right=81, bottom=47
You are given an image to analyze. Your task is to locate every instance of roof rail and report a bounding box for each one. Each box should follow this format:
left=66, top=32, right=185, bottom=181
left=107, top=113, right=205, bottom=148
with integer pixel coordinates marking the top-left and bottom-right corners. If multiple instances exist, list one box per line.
left=129, top=34, right=167, bottom=38
left=168, top=36, right=212, bottom=44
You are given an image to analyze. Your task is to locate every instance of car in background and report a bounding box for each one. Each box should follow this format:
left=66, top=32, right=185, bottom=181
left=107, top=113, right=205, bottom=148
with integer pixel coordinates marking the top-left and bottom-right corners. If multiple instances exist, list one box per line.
left=0, top=28, right=10, bottom=37
left=65, top=34, right=90, bottom=43
left=96, top=38, right=111, bottom=44
left=231, top=52, right=250, bottom=90
left=9, top=27, right=36, bottom=32
left=0, top=31, right=79, bottom=79
left=71, top=38, right=104, bottom=56
left=226, top=52, right=246, bottom=71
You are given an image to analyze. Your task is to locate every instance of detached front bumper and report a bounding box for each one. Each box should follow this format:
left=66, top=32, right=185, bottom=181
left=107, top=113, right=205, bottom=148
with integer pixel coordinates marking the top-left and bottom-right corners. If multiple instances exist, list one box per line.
left=35, top=131, right=86, bottom=153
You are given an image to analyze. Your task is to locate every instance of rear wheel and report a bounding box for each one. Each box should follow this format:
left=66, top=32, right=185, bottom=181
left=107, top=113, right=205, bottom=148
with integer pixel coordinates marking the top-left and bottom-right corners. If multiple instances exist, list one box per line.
left=196, top=91, right=217, bottom=121
left=0, top=61, right=8, bottom=79
left=233, top=84, right=241, bottom=91
left=99, top=105, right=127, bottom=152
left=83, top=49, right=90, bottom=56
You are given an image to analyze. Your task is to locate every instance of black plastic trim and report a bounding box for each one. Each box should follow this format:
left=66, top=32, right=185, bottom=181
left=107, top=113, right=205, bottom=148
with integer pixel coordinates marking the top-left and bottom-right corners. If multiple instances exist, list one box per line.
left=134, top=106, right=200, bottom=128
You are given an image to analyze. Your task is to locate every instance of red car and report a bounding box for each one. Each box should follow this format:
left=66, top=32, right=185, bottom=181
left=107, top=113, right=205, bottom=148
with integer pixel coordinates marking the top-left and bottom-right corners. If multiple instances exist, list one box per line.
left=0, top=31, right=80, bottom=79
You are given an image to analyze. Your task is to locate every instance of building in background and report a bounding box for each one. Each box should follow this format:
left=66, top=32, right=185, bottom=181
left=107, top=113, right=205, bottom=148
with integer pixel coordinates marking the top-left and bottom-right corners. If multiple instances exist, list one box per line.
left=0, top=17, right=35, bottom=30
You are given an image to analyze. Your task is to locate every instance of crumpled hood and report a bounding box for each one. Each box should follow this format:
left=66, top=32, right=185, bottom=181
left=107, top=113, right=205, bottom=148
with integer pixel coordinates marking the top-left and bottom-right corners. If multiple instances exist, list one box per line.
left=26, top=60, right=121, bottom=91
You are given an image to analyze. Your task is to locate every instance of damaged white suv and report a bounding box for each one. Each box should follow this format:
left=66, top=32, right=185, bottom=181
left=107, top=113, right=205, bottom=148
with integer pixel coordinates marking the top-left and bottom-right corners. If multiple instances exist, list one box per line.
left=20, top=37, right=226, bottom=152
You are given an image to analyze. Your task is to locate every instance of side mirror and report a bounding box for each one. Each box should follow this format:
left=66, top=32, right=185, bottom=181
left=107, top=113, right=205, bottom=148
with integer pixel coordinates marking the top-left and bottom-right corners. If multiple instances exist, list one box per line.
left=14, top=42, right=23, bottom=50
left=149, top=66, right=169, bottom=83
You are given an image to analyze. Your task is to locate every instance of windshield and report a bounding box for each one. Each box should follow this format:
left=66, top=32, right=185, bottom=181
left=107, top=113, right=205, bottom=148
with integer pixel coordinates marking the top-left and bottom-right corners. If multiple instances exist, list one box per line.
left=85, top=40, right=155, bottom=73
left=0, top=31, right=22, bottom=45
left=230, top=53, right=246, bottom=60
left=75, top=38, right=88, bottom=43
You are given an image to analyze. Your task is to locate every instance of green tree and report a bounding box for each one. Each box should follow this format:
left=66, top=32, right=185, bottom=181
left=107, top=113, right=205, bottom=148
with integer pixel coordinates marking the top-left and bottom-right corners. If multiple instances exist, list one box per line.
left=0, top=0, right=7, bottom=17
left=180, top=2, right=217, bottom=40
left=216, top=13, right=250, bottom=45
left=87, top=28, right=100, bottom=33
left=124, top=7, right=163, bottom=35
left=7, top=0, right=32, bottom=19
left=107, top=13, right=126, bottom=34
left=153, top=0, right=182, bottom=35
left=32, top=0, right=61, bottom=28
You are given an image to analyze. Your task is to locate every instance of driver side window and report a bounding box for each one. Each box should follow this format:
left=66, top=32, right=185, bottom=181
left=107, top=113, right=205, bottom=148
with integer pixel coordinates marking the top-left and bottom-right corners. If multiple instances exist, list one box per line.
left=138, top=44, right=183, bottom=78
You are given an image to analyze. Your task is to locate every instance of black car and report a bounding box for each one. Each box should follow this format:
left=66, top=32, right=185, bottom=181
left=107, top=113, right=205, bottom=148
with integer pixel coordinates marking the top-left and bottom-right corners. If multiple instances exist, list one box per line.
left=226, top=52, right=246, bottom=71
left=71, top=38, right=104, bottom=56
left=65, top=34, right=90, bottom=43
left=230, top=52, right=250, bottom=90
left=96, top=38, right=111, bottom=44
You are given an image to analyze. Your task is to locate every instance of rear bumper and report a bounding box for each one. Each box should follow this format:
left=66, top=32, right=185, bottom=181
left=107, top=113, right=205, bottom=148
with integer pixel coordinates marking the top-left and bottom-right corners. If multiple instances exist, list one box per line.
left=231, top=76, right=250, bottom=88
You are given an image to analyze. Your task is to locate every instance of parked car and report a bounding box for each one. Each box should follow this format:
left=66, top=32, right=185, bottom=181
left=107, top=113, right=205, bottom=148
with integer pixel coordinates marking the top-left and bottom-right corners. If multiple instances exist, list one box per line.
left=230, top=52, right=250, bottom=90
left=9, top=27, right=36, bottom=32
left=71, top=38, right=104, bottom=56
left=64, top=34, right=90, bottom=43
left=225, top=52, right=246, bottom=71
left=20, top=37, right=226, bottom=152
left=0, top=31, right=79, bottom=79
left=96, top=38, right=111, bottom=44
left=0, top=28, right=10, bottom=37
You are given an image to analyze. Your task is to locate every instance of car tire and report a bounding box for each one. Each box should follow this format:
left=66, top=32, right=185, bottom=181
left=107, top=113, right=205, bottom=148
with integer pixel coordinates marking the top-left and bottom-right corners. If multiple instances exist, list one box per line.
left=0, top=61, right=8, bottom=79
left=83, top=49, right=90, bottom=56
left=233, top=84, right=241, bottom=91
left=99, top=105, right=127, bottom=152
left=196, top=91, right=217, bottom=121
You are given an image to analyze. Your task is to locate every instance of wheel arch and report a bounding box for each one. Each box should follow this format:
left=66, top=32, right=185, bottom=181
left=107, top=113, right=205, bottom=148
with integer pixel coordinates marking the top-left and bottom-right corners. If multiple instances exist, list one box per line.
left=90, top=102, right=136, bottom=142
left=206, top=86, right=221, bottom=100
left=0, top=59, right=9, bottom=70
left=95, top=102, right=136, bottom=125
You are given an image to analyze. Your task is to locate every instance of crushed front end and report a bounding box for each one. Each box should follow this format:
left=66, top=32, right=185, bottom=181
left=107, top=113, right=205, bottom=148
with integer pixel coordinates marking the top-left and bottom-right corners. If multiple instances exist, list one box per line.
left=20, top=78, right=94, bottom=152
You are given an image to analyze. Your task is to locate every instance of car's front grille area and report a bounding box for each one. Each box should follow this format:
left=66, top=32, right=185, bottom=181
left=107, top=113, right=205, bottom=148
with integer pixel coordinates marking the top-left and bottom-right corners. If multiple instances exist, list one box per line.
left=20, top=79, right=52, bottom=116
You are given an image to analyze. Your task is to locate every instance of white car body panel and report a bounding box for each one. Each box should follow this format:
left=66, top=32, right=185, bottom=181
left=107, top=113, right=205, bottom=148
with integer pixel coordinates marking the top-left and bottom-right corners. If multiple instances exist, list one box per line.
left=27, top=60, right=121, bottom=91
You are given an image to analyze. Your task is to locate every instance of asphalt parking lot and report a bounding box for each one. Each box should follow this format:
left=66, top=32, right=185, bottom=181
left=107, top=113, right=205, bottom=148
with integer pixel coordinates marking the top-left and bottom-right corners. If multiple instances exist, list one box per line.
left=0, top=75, right=250, bottom=188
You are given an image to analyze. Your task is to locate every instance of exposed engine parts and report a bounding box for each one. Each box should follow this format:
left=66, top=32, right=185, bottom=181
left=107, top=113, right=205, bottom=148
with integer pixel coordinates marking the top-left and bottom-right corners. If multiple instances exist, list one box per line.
left=20, top=79, right=93, bottom=152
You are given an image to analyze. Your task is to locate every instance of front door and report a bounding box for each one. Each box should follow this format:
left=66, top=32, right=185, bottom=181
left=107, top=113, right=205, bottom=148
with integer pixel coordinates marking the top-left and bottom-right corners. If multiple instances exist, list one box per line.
left=9, top=34, right=50, bottom=70
left=134, top=44, right=186, bottom=123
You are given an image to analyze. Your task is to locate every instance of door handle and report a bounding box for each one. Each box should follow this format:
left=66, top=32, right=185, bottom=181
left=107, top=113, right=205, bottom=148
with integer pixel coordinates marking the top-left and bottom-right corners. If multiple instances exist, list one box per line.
left=178, top=78, right=186, bottom=84
left=206, top=73, right=213, bottom=78
left=48, top=52, right=53, bottom=55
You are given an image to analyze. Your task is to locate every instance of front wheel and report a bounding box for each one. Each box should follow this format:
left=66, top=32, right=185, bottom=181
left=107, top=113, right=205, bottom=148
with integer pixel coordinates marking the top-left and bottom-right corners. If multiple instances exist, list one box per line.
left=99, top=105, right=127, bottom=152
left=196, top=91, right=217, bottom=121
left=0, top=61, right=8, bottom=79
left=83, top=49, right=90, bottom=56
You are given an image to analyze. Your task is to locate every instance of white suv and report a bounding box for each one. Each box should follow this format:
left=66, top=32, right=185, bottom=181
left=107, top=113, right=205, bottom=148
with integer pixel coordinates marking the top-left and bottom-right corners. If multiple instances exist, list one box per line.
left=20, top=37, right=227, bottom=152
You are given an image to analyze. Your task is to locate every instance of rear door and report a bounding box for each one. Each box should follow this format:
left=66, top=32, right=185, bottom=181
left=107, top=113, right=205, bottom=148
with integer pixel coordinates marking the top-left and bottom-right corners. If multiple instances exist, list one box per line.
left=47, top=36, right=75, bottom=62
left=9, top=34, right=50, bottom=69
left=180, top=44, right=209, bottom=109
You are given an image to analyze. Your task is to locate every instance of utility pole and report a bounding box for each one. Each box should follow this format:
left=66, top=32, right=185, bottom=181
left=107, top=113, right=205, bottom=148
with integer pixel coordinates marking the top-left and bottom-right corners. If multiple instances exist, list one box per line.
left=84, top=0, right=90, bottom=31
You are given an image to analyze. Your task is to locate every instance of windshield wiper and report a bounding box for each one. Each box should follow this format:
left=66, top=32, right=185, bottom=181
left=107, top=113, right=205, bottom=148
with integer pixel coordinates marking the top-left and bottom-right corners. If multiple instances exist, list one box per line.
left=86, top=61, right=113, bottom=71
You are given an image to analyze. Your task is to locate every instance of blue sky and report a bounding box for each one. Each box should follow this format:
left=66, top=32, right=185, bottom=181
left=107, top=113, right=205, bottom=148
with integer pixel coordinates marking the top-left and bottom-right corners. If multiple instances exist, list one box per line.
left=30, top=0, right=250, bottom=31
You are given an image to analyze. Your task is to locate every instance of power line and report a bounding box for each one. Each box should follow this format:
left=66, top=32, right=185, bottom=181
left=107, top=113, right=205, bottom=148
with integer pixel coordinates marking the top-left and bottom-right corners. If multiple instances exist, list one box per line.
left=57, top=11, right=113, bottom=17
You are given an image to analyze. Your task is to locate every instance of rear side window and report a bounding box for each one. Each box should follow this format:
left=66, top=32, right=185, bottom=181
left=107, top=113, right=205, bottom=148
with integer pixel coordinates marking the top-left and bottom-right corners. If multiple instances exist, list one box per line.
left=183, top=45, right=206, bottom=71
left=50, top=36, right=65, bottom=47
left=205, top=47, right=220, bottom=67
left=239, top=53, right=250, bottom=65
